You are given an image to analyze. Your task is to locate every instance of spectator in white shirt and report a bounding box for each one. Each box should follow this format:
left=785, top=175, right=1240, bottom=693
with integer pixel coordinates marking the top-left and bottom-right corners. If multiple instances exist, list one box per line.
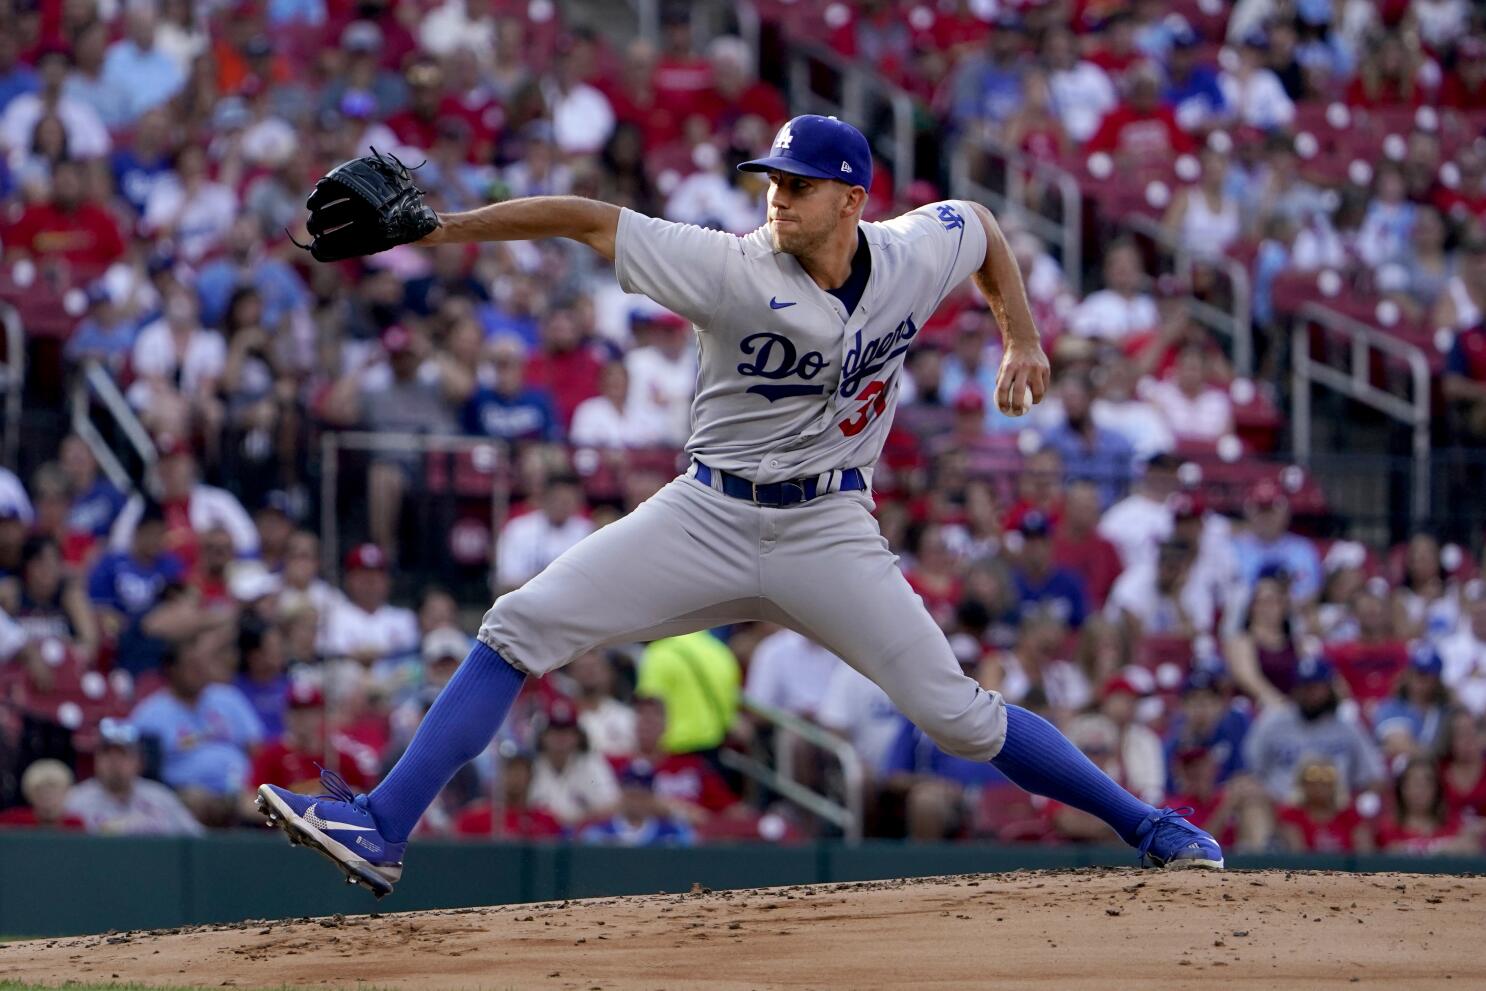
left=1098, top=451, right=1183, bottom=568
left=0, top=466, right=34, bottom=525
left=744, top=628, right=845, bottom=720
left=0, top=49, right=110, bottom=159
left=1092, top=356, right=1174, bottom=459
left=1069, top=240, right=1159, bottom=342
left=1141, top=344, right=1235, bottom=443
left=1098, top=674, right=1167, bottom=805
left=318, top=543, right=419, bottom=664
left=624, top=314, right=698, bottom=447
left=142, top=144, right=238, bottom=262
left=816, top=662, right=903, bottom=772
left=63, top=719, right=204, bottom=836
left=109, top=442, right=259, bottom=557
left=497, top=474, right=595, bottom=592
left=418, top=0, right=497, bottom=60
left=126, top=283, right=227, bottom=440
left=529, top=701, right=621, bottom=827
left=571, top=361, right=646, bottom=450
left=1042, top=26, right=1117, bottom=144
left=1105, top=537, right=1214, bottom=637
left=1219, top=34, right=1296, bottom=131
left=544, top=45, right=615, bottom=156
left=564, top=649, right=638, bottom=758
left=665, top=142, right=763, bottom=234
left=1440, top=583, right=1486, bottom=717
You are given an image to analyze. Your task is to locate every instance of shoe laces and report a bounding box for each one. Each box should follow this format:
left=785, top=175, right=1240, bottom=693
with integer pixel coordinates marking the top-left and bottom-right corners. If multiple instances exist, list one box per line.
left=315, top=765, right=366, bottom=808
left=1135, top=806, right=1196, bottom=861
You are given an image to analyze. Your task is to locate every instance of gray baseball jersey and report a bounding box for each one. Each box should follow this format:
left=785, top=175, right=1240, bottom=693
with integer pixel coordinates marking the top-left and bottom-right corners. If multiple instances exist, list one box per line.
left=613, top=200, right=988, bottom=484
left=479, top=200, right=1007, bottom=763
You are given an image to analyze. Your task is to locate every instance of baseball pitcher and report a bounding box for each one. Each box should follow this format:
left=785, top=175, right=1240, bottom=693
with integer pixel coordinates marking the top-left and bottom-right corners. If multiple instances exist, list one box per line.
left=259, top=116, right=1223, bottom=895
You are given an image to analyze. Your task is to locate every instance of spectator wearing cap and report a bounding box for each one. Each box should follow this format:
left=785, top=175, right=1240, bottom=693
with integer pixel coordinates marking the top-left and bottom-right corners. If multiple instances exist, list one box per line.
left=318, top=544, right=419, bottom=666
left=579, top=758, right=696, bottom=846
left=87, top=499, right=191, bottom=674
left=1068, top=241, right=1159, bottom=343
left=1140, top=343, right=1235, bottom=445
left=1011, top=511, right=1088, bottom=630
left=2, top=158, right=124, bottom=269
left=0, top=759, right=84, bottom=830
left=1105, top=537, right=1213, bottom=638
left=247, top=680, right=379, bottom=803
left=1244, top=656, right=1386, bottom=802
left=1097, top=451, right=1183, bottom=569
left=1051, top=480, right=1123, bottom=611
left=99, top=1, right=187, bottom=126
left=452, top=750, right=564, bottom=839
left=1439, top=583, right=1486, bottom=717
left=636, top=631, right=741, bottom=758
left=530, top=701, right=622, bottom=828
left=1098, top=672, right=1165, bottom=805
left=1274, top=758, right=1370, bottom=854
left=1161, top=27, right=1226, bottom=131
left=495, top=474, right=593, bottom=594
left=1164, top=669, right=1251, bottom=790
left=1231, top=480, right=1322, bottom=606
left=324, top=324, right=463, bottom=557
left=65, top=283, right=139, bottom=377
left=233, top=614, right=290, bottom=740
left=1041, top=373, right=1135, bottom=511
left=1374, top=645, right=1451, bottom=764
left=1219, top=32, right=1296, bottom=131
left=560, top=649, right=637, bottom=758
left=463, top=336, right=561, bottom=445
left=111, top=441, right=258, bottom=570
left=0, top=48, right=109, bottom=160
left=63, top=720, right=202, bottom=835
left=129, top=628, right=265, bottom=824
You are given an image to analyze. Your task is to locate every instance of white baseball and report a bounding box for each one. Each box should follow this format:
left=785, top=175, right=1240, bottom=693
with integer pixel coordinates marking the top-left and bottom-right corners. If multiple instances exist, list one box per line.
left=1005, top=385, right=1035, bottom=417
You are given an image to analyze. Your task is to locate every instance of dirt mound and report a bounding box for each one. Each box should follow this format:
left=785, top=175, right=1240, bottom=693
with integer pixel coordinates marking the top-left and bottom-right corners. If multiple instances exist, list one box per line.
left=3, top=869, right=1481, bottom=989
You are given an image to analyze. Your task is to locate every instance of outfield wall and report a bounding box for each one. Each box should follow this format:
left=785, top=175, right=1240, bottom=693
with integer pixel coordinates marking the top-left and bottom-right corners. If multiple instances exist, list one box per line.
left=1, top=832, right=1481, bottom=938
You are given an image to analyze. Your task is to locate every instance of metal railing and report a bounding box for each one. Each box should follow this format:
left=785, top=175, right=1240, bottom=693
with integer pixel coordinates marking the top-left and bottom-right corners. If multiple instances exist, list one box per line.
left=69, top=359, right=154, bottom=493
left=318, top=431, right=510, bottom=592
left=0, top=304, right=22, bottom=469
left=1291, top=303, right=1432, bottom=522
left=1123, top=214, right=1254, bottom=377
left=784, top=43, right=915, bottom=197
left=719, top=696, right=865, bottom=842
left=950, top=139, right=1085, bottom=297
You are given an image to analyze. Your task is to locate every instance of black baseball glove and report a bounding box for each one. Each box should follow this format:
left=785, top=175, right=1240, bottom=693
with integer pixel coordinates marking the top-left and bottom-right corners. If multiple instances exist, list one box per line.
left=291, top=148, right=440, bottom=262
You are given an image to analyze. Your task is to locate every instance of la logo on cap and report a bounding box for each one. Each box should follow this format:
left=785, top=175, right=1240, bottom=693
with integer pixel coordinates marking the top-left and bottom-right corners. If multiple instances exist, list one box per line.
left=775, top=123, right=793, bottom=150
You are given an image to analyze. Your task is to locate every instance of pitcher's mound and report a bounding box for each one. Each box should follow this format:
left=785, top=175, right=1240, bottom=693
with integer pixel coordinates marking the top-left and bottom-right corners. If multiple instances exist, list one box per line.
left=4, top=869, right=1482, bottom=989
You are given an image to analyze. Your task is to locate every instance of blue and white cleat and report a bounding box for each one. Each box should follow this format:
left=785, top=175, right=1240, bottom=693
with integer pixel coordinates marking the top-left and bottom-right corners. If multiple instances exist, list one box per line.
left=255, top=769, right=405, bottom=898
left=1134, top=807, right=1225, bottom=870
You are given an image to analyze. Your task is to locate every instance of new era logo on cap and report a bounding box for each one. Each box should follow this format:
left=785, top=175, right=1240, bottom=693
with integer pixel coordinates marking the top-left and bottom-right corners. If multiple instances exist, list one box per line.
left=739, top=114, right=873, bottom=191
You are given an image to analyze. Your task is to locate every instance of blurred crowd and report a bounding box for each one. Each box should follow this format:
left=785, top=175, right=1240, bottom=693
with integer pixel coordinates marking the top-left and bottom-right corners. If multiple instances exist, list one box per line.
left=0, top=0, right=1485, bottom=857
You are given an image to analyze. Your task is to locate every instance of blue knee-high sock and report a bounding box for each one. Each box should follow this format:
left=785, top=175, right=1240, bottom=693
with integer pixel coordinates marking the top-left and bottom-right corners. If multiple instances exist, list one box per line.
left=991, top=705, right=1155, bottom=845
left=367, top=641, right=526, bottom=843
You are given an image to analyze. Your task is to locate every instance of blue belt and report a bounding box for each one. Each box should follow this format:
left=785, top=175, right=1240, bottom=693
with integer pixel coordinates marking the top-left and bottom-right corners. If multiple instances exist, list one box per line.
left=692, top=460, right=866, bottom=507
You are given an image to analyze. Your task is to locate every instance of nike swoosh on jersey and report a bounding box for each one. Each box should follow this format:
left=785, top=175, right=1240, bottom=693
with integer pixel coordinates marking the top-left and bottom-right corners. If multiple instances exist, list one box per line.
left=769, top=297, right=796, bottom=309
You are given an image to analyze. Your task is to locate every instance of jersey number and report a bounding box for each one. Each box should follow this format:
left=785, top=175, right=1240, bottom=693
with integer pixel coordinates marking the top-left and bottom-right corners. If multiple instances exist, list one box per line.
left=838, top=379, right=890, bottom=437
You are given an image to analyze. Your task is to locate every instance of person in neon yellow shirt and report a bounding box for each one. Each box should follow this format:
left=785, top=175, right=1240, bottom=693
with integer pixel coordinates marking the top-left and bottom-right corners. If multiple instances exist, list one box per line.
left=635, top=631, right=741, bottom=755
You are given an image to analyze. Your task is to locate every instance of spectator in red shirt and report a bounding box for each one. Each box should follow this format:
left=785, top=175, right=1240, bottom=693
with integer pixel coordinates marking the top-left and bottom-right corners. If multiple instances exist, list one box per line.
left=1375, top=758, right=1476, bottom=854
left=1052, top=480, right=1122, bottom=609
left=525, top=307, right=605, bottom=432
left=1440, top=36, right=1486, bottom=108
left=697, top=36, right=788, bottom=132
left=1327, top=584, right=1409, bottom=716
left=1275, top=758, right=1371, bottom=853
left=3, top=158, right=124, bottom=271
left=603, top=40, right=680, bottom=152
left=1002, top=447, right=1065, bottom=533
left=1085, top=11, right=1141, bottom=76
left=1439, top=708, right=1486, bottom=821
left=905, top=524, right=965, bottom=630
left=452, top=752, right=565, bottom=839
left=652, top=9, right=713, bottom=120
left=1345, top=32, right=1429, bottom=107
left=189, top=526, right=235, bottom=608
left=385, top=58, right=446, bottom=152
left=610, top=696, right=739, bottom=825
left=247, top=681, right=379, bottom=801
left=1085, top=63, right=1196, bottom=165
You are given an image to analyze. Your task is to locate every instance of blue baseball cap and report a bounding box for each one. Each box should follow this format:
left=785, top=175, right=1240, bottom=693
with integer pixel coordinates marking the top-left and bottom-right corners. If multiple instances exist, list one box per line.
left=1409, top=644, right=1444, bottom=677
left=738, top=115, right=872, bottom=190
left=1295, top=655, right=1335, bottom=686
